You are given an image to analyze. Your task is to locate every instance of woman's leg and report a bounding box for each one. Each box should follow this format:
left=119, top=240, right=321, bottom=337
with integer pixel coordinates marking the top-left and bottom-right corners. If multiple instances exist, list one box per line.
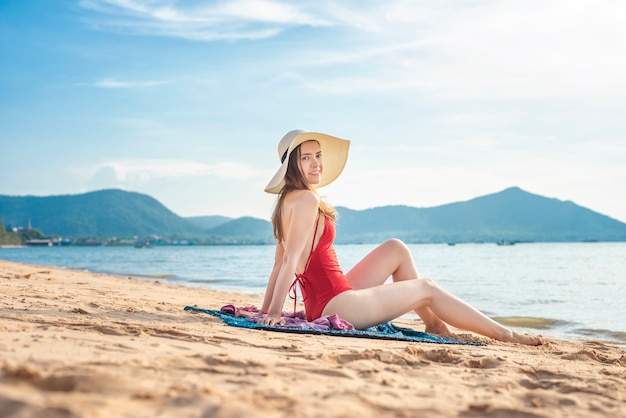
left=322, top=278, right=541, bottom=345
left=345, top=239, right=449, bottom=334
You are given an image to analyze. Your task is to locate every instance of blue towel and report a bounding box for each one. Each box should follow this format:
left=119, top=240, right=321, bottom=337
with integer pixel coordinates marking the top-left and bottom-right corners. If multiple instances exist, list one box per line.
left=184, top=306, right=484, bottom=346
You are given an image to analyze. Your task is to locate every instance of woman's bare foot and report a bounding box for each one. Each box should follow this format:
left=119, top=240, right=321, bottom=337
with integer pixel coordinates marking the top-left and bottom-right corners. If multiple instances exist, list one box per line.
left=500, top=330, right=542, bottom=346
left=425, top=320, right=451, bottom=335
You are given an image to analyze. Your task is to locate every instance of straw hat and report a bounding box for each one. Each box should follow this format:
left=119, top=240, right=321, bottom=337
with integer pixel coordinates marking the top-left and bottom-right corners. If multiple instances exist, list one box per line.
left=264, top=129, right=350, bottom=194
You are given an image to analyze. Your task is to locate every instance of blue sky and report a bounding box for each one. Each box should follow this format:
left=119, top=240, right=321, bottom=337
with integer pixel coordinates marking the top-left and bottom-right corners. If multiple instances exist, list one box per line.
left=1, top=0, right=625, bottom=223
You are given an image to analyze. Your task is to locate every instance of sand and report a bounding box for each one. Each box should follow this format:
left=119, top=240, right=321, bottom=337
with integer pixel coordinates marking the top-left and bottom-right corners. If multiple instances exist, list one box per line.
left=0, top=260, right=624, bottom=418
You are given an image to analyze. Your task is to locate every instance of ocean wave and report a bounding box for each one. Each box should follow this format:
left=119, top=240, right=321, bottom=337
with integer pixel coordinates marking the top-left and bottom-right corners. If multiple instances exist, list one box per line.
left=574, top=328, right=626, bottom=343
left=492, top=316, right=573, bottom=330
left=125, top=273, right=177, bottom=280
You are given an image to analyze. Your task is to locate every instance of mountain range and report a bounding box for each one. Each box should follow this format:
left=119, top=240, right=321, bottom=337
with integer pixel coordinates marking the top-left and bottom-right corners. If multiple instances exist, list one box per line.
left=1, top=187, right=625, bottom=244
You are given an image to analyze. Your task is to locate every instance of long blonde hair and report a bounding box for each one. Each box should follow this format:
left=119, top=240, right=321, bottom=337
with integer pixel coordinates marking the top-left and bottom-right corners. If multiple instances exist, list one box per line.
left=271, top=141, right=336, bottom=242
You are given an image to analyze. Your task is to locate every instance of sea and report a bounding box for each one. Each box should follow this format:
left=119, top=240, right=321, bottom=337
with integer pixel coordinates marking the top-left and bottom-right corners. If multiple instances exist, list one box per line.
left=1, top=242, right=624, bottom=346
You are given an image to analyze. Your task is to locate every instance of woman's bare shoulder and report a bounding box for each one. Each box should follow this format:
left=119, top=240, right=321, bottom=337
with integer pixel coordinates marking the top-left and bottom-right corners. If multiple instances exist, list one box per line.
left=283, top=191, right=319, bottom=222
left=284, top=189, right=319, bottom=207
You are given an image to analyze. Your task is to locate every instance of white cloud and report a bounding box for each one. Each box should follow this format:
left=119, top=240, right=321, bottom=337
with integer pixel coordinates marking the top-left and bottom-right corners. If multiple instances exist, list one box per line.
left=77, top=1, right=626, bottom=99
left=83, top=159, right=276, bottom=218
left=417, top=1, right=626, bottom=99
left=213, top=0, right=328, bottom=25
left=78, top=0, right=331, bottom=40
left=94, top=78, right=168, bottom=88
left=89, top=159, right=270, bottom=184
left=247, top=1, right=626, bottom=100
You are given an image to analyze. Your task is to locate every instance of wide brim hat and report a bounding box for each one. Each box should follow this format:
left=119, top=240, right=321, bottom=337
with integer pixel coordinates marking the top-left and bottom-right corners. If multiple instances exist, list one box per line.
left=264, top=129, right=350, bottom=194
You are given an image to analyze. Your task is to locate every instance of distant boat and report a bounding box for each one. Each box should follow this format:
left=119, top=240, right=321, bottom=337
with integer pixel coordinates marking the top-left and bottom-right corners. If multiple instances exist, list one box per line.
left=447, top=242, right=456, bottom=246
left=25, top=239, right=52, bottom=247
left=134, top=240, right=151, bottom=248
left=497, top=240, right=516, bottom=246
left=74, top=239, right=102, bottom=246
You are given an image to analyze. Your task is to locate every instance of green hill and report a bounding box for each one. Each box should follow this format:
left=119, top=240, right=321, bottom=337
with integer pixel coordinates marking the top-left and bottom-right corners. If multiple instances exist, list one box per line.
left=206, top=217, right=273, bottom=244
left=334, top=187, right=626, bottom=243
left=187, top=215, right=233, bottom=230
left=0, top=189, right=202, bottom=239
left=1, top=187, right=624, bottom=243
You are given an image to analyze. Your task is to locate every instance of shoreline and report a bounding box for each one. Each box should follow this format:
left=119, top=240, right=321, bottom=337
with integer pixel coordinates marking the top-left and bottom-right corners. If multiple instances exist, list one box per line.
left=1, top=259, right=625, bottom=417
left=3, top=252, right=625, bottom=346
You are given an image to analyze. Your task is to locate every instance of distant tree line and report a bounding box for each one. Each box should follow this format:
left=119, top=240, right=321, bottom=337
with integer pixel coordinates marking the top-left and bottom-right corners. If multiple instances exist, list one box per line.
left=0, top=213, right=51, bottom=245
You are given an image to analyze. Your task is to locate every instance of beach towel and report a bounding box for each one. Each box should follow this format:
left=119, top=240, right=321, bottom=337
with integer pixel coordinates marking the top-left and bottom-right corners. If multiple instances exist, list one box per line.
left=184, top=305, right=484, bottom=346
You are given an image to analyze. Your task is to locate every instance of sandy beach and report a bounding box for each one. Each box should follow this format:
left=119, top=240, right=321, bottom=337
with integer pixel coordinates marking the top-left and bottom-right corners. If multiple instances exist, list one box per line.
left=1, top=260, right=624, bottom=417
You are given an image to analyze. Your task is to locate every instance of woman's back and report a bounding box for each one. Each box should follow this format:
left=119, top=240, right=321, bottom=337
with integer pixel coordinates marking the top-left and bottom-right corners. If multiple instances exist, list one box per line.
left=296, top=215, right=352, bottom=321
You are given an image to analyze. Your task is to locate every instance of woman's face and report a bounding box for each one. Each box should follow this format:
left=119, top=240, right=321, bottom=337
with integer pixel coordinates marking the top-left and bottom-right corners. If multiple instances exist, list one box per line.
left=298, top=140, right=323, bottom=187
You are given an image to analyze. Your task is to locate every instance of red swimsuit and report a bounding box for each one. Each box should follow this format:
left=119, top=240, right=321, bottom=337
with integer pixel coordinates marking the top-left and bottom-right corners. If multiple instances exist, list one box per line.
left=290, top=214, right=353, bottom=321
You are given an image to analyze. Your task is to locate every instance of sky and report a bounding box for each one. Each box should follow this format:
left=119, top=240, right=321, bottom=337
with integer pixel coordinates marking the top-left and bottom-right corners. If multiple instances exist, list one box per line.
left=1, top=0, right=625, bottom=223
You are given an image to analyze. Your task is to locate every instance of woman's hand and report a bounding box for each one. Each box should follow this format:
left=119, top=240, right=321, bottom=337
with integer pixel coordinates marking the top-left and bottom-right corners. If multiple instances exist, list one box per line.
left=258, top=313, right=286, bottom=326
left=235, top=309, right=258, bottom=318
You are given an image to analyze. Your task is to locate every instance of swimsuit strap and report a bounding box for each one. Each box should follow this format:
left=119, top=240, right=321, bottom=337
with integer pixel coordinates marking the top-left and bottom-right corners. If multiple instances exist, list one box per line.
left=289, top=211, right=322, bottom=314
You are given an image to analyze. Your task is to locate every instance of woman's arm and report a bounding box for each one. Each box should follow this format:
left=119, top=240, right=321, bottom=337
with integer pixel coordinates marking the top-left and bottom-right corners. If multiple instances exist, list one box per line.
left=261, top=190, right=319, bottom=325
left=260, top=243, right=284, bottom=314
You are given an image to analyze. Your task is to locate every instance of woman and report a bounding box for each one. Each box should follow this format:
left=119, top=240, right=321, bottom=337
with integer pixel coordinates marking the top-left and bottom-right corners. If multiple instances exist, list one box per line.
left=260, top=129, right=541, bottom=345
